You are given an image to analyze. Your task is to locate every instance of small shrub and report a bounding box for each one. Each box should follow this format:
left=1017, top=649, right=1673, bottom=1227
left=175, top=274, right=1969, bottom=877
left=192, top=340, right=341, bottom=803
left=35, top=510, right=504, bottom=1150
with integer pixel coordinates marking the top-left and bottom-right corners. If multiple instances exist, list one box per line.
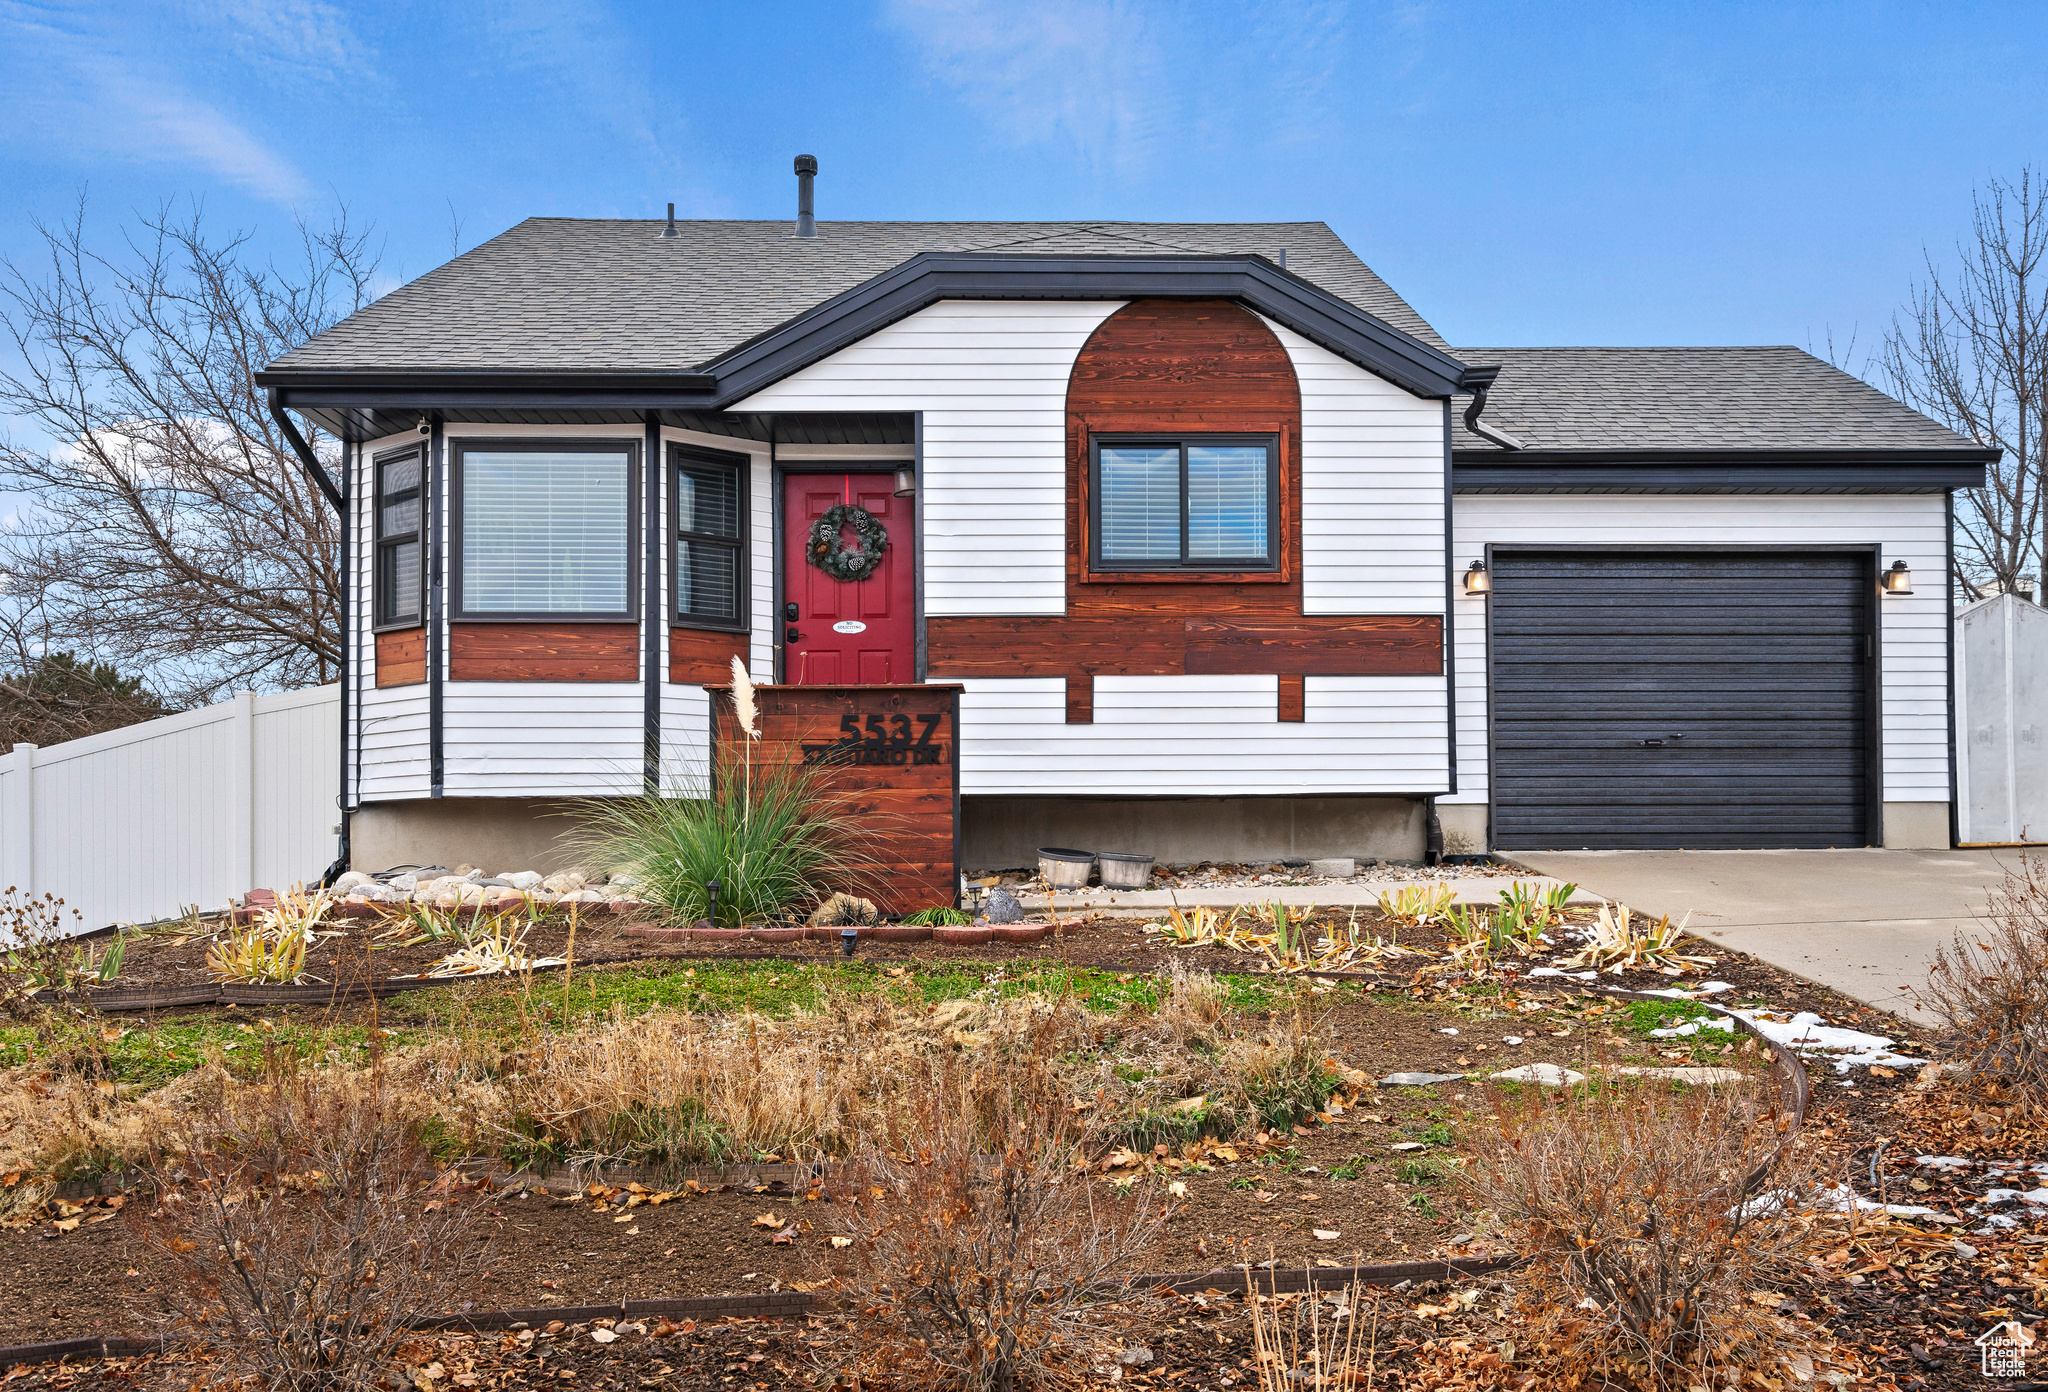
left=138, top=1073, right=492, bottom=1392
left=810, top=1039, right=1166, bottom=1391
left=1920, top=852, right=2048, bottom=1097
left=1460, top=1076, right=1821, bottom=1390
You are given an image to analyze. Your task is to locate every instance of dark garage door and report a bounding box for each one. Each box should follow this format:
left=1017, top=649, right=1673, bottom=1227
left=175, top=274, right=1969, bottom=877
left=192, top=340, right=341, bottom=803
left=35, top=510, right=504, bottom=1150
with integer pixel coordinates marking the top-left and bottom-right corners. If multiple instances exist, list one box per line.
left=1489, top=550, right=1875, bottom=849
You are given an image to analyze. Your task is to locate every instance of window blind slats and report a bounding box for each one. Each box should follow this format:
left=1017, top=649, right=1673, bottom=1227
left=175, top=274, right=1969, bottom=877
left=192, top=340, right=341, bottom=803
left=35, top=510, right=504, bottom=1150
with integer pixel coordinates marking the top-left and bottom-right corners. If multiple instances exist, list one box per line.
left=674, top=455, right=745, bottom=626
left=461, top=450, right=631, bottom=615
left=1098, top=446, right=1181, bottom=562
left=1187, top=445, right=1268, bottom=560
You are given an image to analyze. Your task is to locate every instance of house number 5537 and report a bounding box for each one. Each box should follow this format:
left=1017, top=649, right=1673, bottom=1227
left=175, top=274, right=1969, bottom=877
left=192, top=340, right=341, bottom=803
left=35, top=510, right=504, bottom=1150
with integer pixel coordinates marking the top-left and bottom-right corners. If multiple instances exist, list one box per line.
left=837, top=713, right=942, bottom=748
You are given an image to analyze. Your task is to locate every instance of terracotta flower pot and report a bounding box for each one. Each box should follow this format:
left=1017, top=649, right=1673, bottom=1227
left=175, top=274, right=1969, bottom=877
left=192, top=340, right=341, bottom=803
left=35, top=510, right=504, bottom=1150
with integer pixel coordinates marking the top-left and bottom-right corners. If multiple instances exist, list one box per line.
left=932, top=925, right=995, bottom=947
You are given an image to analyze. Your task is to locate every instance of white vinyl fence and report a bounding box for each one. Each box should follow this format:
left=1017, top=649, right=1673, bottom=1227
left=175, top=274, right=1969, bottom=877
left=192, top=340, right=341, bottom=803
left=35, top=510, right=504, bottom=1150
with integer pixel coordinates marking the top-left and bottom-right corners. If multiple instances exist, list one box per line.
left=0, top=685, right=340, bottom=929
left=1956, top=594, right=2048, bottom=845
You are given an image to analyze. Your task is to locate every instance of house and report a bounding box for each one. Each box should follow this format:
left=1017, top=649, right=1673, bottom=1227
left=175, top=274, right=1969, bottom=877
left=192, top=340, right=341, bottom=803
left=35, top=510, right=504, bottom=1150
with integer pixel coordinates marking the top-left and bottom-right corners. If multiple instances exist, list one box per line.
left=256, top=159, right=1992, bottom=881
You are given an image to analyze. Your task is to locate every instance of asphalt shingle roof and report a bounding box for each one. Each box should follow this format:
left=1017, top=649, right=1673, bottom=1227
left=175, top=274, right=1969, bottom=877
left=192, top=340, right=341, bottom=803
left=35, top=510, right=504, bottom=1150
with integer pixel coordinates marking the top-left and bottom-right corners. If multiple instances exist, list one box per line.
left=1452, top=346, right=1979, bottom=452
left=271, top=219, right=1448, bottom=373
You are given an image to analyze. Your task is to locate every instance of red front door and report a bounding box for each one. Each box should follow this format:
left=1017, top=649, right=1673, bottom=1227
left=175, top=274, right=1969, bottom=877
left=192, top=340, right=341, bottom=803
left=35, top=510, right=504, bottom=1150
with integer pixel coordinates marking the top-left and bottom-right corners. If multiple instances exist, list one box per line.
left=782, top=473, right=915, bottom=685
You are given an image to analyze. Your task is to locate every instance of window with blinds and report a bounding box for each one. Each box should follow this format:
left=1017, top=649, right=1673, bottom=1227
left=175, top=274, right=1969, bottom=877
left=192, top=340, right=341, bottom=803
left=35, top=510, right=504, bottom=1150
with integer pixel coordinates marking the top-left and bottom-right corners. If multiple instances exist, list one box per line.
left=1090, top=435, right=1278, bottom=572
left=456, top=446, right=634, bottom=617
left=673, top=448, right=746, bottom=628
left=374, top=448, right=423, bottom=627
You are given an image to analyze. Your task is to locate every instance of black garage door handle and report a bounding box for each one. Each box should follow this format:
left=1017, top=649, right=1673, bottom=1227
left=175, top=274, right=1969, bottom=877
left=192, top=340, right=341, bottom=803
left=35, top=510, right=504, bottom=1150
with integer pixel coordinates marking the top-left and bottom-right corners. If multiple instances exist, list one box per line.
left=1639, top=734, right=1685, bottom=747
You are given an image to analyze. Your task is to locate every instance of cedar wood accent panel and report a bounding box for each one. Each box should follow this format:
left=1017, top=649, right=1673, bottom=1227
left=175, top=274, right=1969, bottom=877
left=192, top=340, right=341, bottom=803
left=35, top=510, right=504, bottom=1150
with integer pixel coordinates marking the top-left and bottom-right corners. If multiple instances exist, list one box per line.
left=375, top=628, right=426, bottom=688
left=925, top=299, right=1442, bottom=720
left=449, top=623, right=638, bottom=681
left=712, top=685, right=960, bottom=914
left=671, top=626, right=751, bottom=684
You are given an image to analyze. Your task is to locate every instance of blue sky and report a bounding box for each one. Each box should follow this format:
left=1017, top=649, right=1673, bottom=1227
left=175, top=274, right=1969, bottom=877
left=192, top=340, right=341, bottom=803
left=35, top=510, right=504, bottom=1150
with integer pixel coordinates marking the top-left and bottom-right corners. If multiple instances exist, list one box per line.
left=1, top=0, right=2044, bottom=364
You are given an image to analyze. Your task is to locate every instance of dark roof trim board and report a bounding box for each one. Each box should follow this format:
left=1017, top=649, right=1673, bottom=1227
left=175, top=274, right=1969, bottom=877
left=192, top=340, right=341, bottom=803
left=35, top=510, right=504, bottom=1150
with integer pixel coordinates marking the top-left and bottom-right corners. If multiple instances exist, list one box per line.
left=1454, top=447, right=1993, bottom=494
left=257, top=253, right=1488, bottom=426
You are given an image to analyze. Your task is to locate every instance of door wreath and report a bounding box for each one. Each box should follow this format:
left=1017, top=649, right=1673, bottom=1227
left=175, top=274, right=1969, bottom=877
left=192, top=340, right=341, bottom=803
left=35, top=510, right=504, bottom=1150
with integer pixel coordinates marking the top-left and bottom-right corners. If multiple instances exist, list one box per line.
left=807, top=503, right=889, bottom=582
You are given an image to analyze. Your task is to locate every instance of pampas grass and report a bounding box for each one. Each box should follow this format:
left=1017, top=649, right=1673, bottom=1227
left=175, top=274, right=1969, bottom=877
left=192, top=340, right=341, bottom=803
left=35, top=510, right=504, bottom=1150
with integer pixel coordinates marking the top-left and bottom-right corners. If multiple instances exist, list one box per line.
left=567, top=744, right=876, bottom=925
left=568, top=658, right=876, bottom=925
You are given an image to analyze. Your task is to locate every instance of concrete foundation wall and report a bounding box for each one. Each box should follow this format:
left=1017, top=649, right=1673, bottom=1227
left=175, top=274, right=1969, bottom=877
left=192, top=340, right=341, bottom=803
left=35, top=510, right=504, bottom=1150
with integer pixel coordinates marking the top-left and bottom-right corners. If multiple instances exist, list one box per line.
left=1882, top=802, right=1952, bottom=850
left=350, top=798, right=590, bottom=876
left=961, top=795, right=1427, bottom=869
left=1437, top=803, right=1489, bottom=857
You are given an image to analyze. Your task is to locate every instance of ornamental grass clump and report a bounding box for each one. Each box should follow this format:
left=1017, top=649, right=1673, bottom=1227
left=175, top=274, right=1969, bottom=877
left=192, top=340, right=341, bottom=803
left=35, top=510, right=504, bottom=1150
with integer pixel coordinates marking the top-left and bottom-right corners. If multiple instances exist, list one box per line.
left=568, top=658, right=877, bottom=925
left=1459, top=1074, right=1825, bottom=1391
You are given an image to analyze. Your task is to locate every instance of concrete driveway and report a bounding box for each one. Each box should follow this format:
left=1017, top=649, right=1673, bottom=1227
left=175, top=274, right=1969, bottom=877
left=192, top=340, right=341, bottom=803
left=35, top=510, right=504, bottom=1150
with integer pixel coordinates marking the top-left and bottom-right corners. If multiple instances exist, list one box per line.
left=1498, top=848, right=2035, bottom=1026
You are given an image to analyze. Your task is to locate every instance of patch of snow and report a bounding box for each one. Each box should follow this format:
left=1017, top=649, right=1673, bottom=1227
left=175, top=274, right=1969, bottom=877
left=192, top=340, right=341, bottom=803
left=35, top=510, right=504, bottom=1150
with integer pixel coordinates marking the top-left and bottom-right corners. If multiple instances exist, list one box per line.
left=1810, top=1183, right=1950, bottom=1220
left=1726, top=1009, right=1926, bottom=1074
left=1630, top=981, right=1735, bottom=1000
left=1915, top=1156, right=1974, bottom=1170
left=1528, top=966, right=1598, bottom=980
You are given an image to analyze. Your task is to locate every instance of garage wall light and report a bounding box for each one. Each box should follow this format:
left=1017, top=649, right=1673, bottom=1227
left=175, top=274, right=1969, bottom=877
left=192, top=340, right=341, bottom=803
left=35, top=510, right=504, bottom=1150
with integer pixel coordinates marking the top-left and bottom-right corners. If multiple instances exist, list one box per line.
left=1881, top=559, right=1914, bottom=595
left=1463, top=559, right=1490, bottom=596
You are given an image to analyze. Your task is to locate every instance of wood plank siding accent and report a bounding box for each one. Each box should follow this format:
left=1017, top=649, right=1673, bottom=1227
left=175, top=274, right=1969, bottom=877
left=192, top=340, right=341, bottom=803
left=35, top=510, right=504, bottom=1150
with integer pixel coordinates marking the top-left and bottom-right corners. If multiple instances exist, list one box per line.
left=924, top=300, right=1441, bottom=721
left=711, top=684, right=961, bottom=914
left=671, top=626, right=751, bottom=685
left=449, top=623, right=638, bottom=682
left=1277, top=675, right=1306, bottom=723
left=375, top=628, right=426, bottom=688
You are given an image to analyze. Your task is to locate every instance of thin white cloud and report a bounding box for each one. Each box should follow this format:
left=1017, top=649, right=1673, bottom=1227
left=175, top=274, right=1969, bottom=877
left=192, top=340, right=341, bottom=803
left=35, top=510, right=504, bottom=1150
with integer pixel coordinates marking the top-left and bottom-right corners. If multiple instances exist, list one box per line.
left=0, top=1, right=313, bottom=203
left=171, top=0, right=377, bottom=85
left=881, top=0, right=1175, bottom=174
left=881, top=0, right=1368, bottom=174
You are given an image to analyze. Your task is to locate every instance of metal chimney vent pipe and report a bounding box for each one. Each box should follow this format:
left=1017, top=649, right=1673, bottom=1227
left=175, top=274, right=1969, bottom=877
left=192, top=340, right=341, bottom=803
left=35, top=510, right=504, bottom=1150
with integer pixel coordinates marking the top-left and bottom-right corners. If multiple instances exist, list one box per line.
left=661, top=202, right=678, bottom=239
left=794, top=154, right=817, bottom=238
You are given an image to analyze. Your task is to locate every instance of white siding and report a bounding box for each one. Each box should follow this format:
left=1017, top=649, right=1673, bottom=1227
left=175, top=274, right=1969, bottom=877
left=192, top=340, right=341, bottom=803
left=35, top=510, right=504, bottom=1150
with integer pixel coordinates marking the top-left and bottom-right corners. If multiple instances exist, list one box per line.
left=1442, top=494, right=1951, bottom=809
left=357, top=429, right=431, bottom=801
left=732, top=299, right=1126, bottom=616
left=958, top=675, right=1448, bottom=796
left=442, top=683, right=642, bottom=796
left=1264, top=319, right=1447, bottom=614
left=736, top=299, right=1453, bottom=799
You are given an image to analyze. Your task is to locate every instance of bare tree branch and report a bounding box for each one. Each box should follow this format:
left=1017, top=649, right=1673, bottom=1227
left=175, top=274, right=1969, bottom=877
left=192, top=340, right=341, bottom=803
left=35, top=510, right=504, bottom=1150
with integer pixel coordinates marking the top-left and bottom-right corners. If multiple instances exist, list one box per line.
left=0, top=195, right=375, bottom=707
left=1879, top=169, right=2048, bottom=599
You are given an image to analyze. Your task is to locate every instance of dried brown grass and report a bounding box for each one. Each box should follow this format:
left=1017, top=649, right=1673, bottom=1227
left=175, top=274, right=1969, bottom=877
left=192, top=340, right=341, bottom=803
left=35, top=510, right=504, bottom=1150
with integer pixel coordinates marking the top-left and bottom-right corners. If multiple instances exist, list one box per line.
left=1920, top=850, right=2048, bottom=1099
left=1459, top=1075, right=1825, bottom=1392
left=0, top=971, right=1333, bottom=1195
left=807, top=1015, right=1167, bottom=1392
